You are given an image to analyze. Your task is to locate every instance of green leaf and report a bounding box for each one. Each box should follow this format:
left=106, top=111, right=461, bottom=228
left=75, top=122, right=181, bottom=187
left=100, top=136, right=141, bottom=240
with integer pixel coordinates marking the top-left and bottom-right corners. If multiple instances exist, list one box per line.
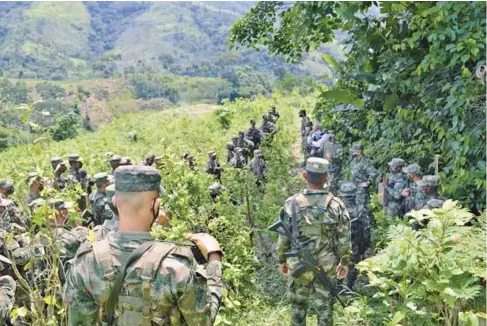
left=43, top=296, right=57, bottom=305
left=20, top=110, right=32, bottom=124
left=17, top=307, right=28, bottom=317
left=384, top=94, right=399, bottom=111
left=321, top=90, right=358, bottom=105
left=322, top=53, right=340, bottom=70
left=387, top=311, right=405, bottom=326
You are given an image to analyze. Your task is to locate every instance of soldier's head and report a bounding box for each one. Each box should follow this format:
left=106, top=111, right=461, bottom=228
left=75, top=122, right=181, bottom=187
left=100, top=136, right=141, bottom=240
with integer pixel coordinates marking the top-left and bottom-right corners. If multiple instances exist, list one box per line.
left=26, top=172, right=43, bottom=193
left=262, top=115, right=268, bottom=122
left=0, top=180, right=14, bottom=197
left=271, top=105, right=276, bottom=112
left=254, top=150, right=263, bottom=159
left=349, top=144, right=363, bottom=158
left=145, top=154, right=155, bottom=166
left=105, top=184, right=119, bottom=219
left=48, top=199, right=73, bottom=225
left=114, top=166, right=165, bottom=230
left=109, top=155, right=121, bottom=170
left=94, top=173, right=110, bottom=191
left=68, top=154, right=81, bottom=170
left=120, top=157, right=133, bottom=166
left=50, top=157, right=63, bottom=171
left=250, top=119, right=256, bottom=128
left=403, top=164, right=422, bottom=181
left=388, top=158, right=406, bottom=173
left=303, top=158, right=329, bottom=189
left=239, top=131, right=244, bottom=138
left=232, top=137, right=238, bottom=145
left=226, top=142, right=235, bottom=151
left=208, top=183, right=222, bottom=201
left=54, top=160, right=67, bottom=176
left=418, top=175, right=440, bottom=195
left=328, top=132, right=336, bottom=142
left=299, top=110, right=306, bottom=118
left=187, top=156, right=195, bottom=164
left=339, top=181, right=357, bottom=208
left=208, top=151, right=216, bottom=160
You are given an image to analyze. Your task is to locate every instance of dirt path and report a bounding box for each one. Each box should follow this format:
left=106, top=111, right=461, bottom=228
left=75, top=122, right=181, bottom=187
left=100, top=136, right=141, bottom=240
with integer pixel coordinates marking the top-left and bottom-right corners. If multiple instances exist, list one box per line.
left=291, top=114, right=304, bottom=164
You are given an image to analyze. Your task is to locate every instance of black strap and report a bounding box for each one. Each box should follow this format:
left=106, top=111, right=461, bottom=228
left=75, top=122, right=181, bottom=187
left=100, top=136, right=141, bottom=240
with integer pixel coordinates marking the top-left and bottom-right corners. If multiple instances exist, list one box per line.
left=106, top=241, right=157, bottom=326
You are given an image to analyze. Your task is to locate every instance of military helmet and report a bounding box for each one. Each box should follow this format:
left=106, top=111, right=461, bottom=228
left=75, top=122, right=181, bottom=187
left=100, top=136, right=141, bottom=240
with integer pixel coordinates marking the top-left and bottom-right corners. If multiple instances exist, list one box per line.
left=339, top=181, right=357, bottom=197
left=226, top=142, right=234, bottom=150
left=115, top=166, right=165, bottom=195
left=306, top=158, right=329, bottom=174
left=0, top=179, right=13, bottom=189
left=109, top=155, right=121, bottom=163
left=418, top=175, right=440, bottom=187
left=388, top=158, right=406, bottom=168
left=426, top=199, right=444, bottom=209
left=48, top=199, right=74, bottom=211
left=51, top=157, right=63, bottom=164
left=403, top=163, right=422, bottom=176
left=68, top=154, right=81, bottom=162
left=94, top=172, right=109, bottom=186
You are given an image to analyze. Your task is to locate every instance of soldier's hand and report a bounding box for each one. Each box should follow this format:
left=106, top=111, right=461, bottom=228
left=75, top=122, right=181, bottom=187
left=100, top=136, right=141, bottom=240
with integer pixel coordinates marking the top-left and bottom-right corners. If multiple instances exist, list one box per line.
left=280, top=262, right=289, bottom=275
left=187, top=233, right=222, bottom=261
left=359, top=182, right=368, bottom=188
left=401, top=188, right=410, bottom=197
left=336, top=264, right=348, bottom=280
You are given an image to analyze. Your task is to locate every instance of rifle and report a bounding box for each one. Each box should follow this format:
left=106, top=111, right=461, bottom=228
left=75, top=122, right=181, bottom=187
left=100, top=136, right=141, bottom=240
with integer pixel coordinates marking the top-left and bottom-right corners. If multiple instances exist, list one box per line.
left=82, top=209, right=94, bottom=227
left=269, top=198, right=346, bottom=307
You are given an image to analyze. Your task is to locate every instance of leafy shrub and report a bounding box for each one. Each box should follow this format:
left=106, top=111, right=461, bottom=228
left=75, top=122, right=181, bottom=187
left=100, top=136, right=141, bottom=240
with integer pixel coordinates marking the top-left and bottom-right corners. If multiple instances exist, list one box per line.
left=130, top=75, right=180, bottom=103
left=49, top=114, right=79, bottom=141
left=35, top=82, right=66, bottom=100
left=0, top=78, right=30, bottom=104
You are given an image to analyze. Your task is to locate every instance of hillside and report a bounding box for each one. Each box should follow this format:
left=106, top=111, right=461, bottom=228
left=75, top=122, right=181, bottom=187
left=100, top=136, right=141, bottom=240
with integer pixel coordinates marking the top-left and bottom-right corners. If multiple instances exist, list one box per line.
left=0, top=2, right=342, bottom=80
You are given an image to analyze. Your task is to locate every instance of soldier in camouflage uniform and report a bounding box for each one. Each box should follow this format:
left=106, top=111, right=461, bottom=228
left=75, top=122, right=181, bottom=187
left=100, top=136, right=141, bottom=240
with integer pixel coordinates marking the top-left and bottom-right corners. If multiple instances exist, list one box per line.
left=339, top=182, right=370, bottom=289
left=64, top=165, right=223, bottom=325
left=93, top=184, right=119, bottom=241
left=245, top=120, right=264, bottom=148
left=0, top=181, right=25, bottom=228
left=68, top=154, right=87, bottom=185
left=205, top=151, right=223, bottom=182
left=349, top=144, right=377, bottom=211
left=260, top=115, right=277, bottom=136
left=277, top=158, right=350, bottom=326
left=384, top=158, right=408, bottom=218
left=248, top=150, right=267, bottom=187
left=141, top=154, right=155, bottom=167
left=301, top=121, right=313, bottom=164
left=108, top=155, right=122, bottom=175
left=25, top=172, right=44, bottom=206
left=89, top=173, right=114, bottom=226
left=269, top=105, right=280, bottom=122
left=120, top=157, right=134, bottom=166
left=52, top=160, right=69, bottom=191
left=299, top=110, right=310, bottom=138
left=226, top=142, right=236, bottom=164
left=418, top=175, right=446, bottom=206
left=401, top=164, right=427, bottom=212
left=236, top=131, right=254, bottom=162
left=0, top=275, right=15, bottom=324
left=322, top=133, right=343, bottom=194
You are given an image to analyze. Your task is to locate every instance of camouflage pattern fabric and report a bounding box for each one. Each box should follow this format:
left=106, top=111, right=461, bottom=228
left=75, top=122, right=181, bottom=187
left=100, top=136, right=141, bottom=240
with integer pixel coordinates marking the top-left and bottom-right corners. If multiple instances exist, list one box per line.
left=245, top=126, right=263, bottom=147
left=64, top=231, right=223, bottom=325
left=261, top=120, right=277, bottom=135
left=277, top=189, right=350, bottom=326
left=93, top=219, right=119, bottom=241
left=205, top=159, right=223, bottom=181
left=89, top=191, right=114, bottom=226
left=300, top=116, right=310, bottom=137
left=385, top=172, right=408, bottom=218
left=0, top=275, right=15, bottom=323
left=412, top=183, right=428, bottom=210
left=350, top=156, right=377, bottom=209
left=322, top=141, right=343, bottom=194
left=0, top=230, right=32, bottom=270
left=248, top=157, right=267, bottom=181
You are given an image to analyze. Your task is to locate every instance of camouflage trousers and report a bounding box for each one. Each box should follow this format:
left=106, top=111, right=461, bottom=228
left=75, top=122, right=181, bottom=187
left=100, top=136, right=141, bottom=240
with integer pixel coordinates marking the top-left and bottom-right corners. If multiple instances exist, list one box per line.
left=355, top=187, right=370, bottom=211
left=327, top=166, right=341, bottom=195
left=289, top=276, right=334, bottom=326
left=386, top=201, right=404, bottom=219
left=347, top=218, right=372, bottom=288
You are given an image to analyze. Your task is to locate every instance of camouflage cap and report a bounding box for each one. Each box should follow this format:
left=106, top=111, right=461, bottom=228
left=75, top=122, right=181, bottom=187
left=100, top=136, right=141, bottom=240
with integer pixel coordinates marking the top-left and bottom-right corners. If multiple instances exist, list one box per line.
left=115, top=166, right=164, bottom=194
left=26, top=172, right=41, bottom=185
left=28, top=198, right=45, bottom=210
left=208, top=183, right=222, bottom=195
left=306, top=158, right=329, bottom=174
left=226, top=142, right=234, bottom=149
left=94, top=172, right=109, bottom=185
left=418, top=175, right=440, bottom=187
left=105, top=184, right=115, bottom=203
left=48, top=199, right=74, bottom=211
left=350, top=144, right=363, bottom=152
left=109, top=155, right=121, bottom=163
left=403, top=163, right=421, bottom=175
left=208, top=151, right=216, bottom=158
left=145, top=154, right=155, bottom=160
left=426, top=199, right=444, bottom=209
left=50, top=156, right=63, bottom=164
left=120, top=157, right=133, bottom=165
left=254, top=149, right=262, bottom=157
left=388, top=158, right=406, bottom=167
left=67, top=154, right=80, bottom=162
left=339, top=181, right=357, bottom=196
left=0, top=179, right=13, bottom=189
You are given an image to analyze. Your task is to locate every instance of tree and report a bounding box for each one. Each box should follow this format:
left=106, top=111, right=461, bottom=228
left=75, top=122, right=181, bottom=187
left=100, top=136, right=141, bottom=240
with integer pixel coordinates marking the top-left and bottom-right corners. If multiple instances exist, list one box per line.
left=49, top=113, right=79, bottom=141
left=35, top=82, right=66, bottom=100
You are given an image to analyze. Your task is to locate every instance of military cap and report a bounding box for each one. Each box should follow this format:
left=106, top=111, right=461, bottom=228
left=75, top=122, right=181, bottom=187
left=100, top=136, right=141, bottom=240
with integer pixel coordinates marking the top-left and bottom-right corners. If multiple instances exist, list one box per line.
left=48, top=199, right=74, bottom=211
left=426, top=199, right=444, bottom=209
left=109, top=155, right=121, bottom=163
left=0, top=198, right=13, bottom=207
left=208, top=151, right=215, bottom=156
left=208, top=183, right=222, bottom=195
left=403, top=164, right=421, bottom=175
left=339, top=181, right=357, bottom=197
left=350, top=144, right=363, bottom=152
left=94, top=172, right=109, bottom=185
left=226, top=142, right=234, bottom=149
left=67, top=154, right=80, bottom=162
left=26, top=172, right=41, bottom=185
left=418, top=175, right=440, bottom=187
left=254, top=150, right=262, bottom=157
left=388, top=158, right=406, bottom=167
left=115, top=166, right=165, bottom=195
left=0, top=179, right=13, bottom=189
left=306, top=158, right=329, bottom=174
left=146, top=154, right=155, bottom=160
left=51, top=157, right=63, bottom=164
left=105, top=184, right=115, bottom=203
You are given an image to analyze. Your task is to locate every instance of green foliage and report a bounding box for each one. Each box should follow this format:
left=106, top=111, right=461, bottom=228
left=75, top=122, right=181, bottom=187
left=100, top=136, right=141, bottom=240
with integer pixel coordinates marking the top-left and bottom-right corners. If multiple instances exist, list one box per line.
left=130, top=75, right=180, bottom=103
left=35, top=82, right=65, bottom=100
left=49, top=114, right=79, bottom=141
left=0, top=78, right=30, bottom=104
left=356, top=201, right=486, bottom=325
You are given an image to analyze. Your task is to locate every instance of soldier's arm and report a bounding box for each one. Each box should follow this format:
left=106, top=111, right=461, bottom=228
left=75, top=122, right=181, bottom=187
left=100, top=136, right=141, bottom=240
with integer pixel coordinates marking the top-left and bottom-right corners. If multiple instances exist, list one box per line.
left=0, top=276, right=16, bottom=323
left=366, top=160, right=378, bottom=184
left=276, top=206, right=291, bottom=263
left=390, top=180, right=406, bottom=200
left=64, top=253, right=100, bottom=326
left=329, top=199, right=351, bottom=265
left=176, top=253, right=223, bottom=325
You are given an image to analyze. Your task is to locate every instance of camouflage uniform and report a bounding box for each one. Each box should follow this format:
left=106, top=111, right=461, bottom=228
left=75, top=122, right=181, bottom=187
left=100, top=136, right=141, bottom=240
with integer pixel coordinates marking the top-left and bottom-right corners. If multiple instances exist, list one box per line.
left=93, top=184, right=119, bottom=241
left=322, top=136, right=343, bottom=194
left=384, top=158, right=407, bottom=218
left=230, top=148, right=247, bottom=169
left=277, top=158, right=350, bottom=326
left=0, top=275, right=15, bottom=324
left=51, top=160, right=69, bottom=191
left=205, top=152, right=223, bottom=182
left=68, top=154, right=88, bottom=185
left=236, top=131, right=254, bottom=161
left=141, top=155, right=155, bottom=167
left=339, top=182, right=370, bottom=288
left=64, top=166, right=223, bottom=326
left=412, top=176, right=446, bottom=230
left=24, top=172, right=43, bottom=207
left=260, top=115, right=277, bottom=135
left=402, top=164, right=427, bottom=212
left=248, top=150, right=267, bottom=186
left=349, top=145, right=377, bottom=210
left=89, top=173, right=114, bottom=226
left=226, top=143, right=236, bottom=164
left=301, top=121, right=312, bottom=162
left=245, top=120, right=263, bottom=148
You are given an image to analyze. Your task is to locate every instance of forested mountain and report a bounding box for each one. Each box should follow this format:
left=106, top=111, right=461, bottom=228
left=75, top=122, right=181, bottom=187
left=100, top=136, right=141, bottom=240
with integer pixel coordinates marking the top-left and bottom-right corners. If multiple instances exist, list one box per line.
left=0, top=2, right=341, bottom=80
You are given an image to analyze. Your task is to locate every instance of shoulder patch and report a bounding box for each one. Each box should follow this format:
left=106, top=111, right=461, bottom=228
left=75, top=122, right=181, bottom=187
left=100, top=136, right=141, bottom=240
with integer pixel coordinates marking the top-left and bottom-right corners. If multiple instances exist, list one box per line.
left=75, top=241, right=93, bottom=258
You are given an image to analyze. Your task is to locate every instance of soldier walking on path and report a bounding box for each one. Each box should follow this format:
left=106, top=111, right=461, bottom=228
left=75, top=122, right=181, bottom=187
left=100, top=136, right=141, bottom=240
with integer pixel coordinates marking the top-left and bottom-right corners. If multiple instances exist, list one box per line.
left=277, top=158, right=350, bottom=326
left=349, top=144, right=377, bottom=212
left=64, top=166, right=224, bottom=325
left=384, top=158, right=408, bottom=219
left=322, top=132, right=343, bottom=194
left=205, top=151, right=223, bottom=183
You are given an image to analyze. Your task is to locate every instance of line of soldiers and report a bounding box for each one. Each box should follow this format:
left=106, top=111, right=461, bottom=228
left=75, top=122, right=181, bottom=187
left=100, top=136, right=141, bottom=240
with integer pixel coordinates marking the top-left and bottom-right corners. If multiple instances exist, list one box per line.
left=206, top=105, right=279, bottom=186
